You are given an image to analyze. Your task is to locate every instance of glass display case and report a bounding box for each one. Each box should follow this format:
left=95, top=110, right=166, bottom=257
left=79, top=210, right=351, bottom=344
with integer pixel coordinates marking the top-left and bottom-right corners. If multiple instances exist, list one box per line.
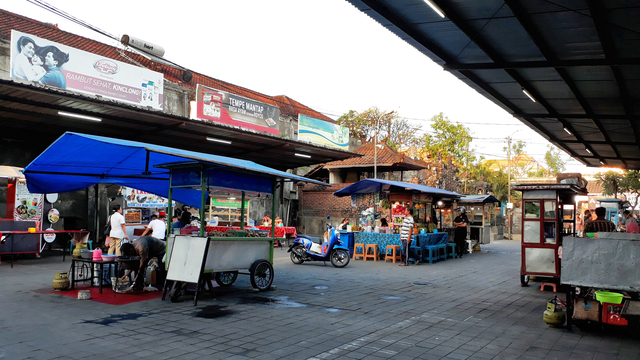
left=207, top=197, right=249, bottom=224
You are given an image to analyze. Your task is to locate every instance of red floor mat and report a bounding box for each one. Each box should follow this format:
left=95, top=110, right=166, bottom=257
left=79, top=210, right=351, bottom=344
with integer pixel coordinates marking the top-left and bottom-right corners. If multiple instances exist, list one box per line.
left=36, top=285, right=163, bottom=305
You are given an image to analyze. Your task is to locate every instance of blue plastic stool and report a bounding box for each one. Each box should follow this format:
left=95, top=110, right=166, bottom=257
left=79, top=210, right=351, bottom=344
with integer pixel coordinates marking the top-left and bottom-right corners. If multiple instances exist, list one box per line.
left=435, top=244, right=447, bottom=260
left=445, top=243, right=458, bottom=259
left=423, top=245, right=439, bottom=264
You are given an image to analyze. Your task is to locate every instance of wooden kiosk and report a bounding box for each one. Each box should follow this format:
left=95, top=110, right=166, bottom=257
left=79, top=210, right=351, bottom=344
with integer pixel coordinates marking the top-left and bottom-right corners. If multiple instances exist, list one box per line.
left=512, top=183, right=587, bottom=286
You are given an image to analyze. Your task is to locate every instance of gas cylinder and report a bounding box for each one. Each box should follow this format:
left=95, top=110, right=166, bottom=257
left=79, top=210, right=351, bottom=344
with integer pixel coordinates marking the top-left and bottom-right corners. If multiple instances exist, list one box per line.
left=52, top=272, right=70, bottom=291
left=543, top=298, right=566, bottom=327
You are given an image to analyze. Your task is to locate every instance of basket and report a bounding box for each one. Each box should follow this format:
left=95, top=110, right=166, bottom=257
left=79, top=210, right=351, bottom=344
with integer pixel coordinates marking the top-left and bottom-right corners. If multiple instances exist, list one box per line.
left=595, top=291, right=624, bottom=304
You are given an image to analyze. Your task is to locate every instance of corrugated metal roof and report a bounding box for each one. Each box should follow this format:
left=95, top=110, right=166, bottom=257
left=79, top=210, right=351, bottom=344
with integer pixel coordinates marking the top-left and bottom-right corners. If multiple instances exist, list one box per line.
left=345, top=0, right=640, bottom=169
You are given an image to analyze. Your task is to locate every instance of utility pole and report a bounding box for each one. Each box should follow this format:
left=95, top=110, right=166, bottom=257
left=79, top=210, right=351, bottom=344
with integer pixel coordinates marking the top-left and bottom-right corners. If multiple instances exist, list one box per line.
left=507, top=135, right=511, bottom=240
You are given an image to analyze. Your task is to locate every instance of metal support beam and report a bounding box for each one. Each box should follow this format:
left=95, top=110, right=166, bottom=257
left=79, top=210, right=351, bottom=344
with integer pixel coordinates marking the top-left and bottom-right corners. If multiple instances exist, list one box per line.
left=443, top=57, right=640, bottom=71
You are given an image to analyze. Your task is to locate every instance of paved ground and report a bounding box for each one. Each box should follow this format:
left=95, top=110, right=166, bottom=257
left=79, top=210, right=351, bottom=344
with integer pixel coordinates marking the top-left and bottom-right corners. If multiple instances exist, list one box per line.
left=1, top=240, right=639, bottom=360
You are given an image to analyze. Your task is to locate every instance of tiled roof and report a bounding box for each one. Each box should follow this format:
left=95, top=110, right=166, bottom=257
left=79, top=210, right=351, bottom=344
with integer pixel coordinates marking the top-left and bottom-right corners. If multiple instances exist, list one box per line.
left=323, top=143, right=429, bottom=169
left=0, top=9, right=333, bottom=122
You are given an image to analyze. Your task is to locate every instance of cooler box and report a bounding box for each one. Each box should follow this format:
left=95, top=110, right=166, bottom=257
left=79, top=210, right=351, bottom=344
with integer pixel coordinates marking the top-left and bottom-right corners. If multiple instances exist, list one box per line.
left=338, top=230, right=355, bottom=257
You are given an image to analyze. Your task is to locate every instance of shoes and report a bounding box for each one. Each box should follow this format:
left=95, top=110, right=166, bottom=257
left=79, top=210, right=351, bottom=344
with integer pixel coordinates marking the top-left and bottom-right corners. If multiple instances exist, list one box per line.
left=415, top=261, right=421, bottom=265
left=399, top=263, right=407, bottom=266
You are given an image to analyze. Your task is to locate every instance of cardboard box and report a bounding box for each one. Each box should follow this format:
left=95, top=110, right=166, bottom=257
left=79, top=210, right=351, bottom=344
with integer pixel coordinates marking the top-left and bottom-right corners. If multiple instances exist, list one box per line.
left=573, top=298, right=599, bottom=321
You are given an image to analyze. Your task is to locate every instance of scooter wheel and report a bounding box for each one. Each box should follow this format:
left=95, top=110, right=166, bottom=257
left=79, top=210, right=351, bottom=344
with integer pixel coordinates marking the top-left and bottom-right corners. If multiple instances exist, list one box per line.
left=290, top=246, right=304, bottom=264
left=330, top=249, right=350, bottom=268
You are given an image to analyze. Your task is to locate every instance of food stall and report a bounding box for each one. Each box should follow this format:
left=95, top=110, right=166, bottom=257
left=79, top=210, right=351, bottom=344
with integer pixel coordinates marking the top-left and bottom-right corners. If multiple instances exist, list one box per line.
left=457, top=195, right=501, bottom=244
left=512, top=183, right=587, bottom=287
left=597, top=199, right=631, bottom=227
left=334, top=179, right=461, bottom=260
left=22, top=132, right=327, bottom=299
left=121, top=187, right=173, bottom=238
left=562, top=233, right=640, bottom=333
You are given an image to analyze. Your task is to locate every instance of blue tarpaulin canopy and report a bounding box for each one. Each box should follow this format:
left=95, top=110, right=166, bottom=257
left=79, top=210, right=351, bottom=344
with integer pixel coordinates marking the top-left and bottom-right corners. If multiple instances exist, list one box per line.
left=333, top=179, right=461, bottom=198
left=23, top=132, right=328, bottom=208
left=458, top=195, right=501, bottom=204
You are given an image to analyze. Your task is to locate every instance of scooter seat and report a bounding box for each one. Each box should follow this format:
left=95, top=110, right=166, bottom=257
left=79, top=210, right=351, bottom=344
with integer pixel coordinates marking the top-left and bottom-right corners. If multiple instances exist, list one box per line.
left=297, top=235, right=320, bottom=243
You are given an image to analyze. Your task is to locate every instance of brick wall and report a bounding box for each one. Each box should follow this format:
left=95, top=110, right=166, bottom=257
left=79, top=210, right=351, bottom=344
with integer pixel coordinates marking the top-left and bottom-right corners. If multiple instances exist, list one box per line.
left=298, top=183, right=368, bottom=236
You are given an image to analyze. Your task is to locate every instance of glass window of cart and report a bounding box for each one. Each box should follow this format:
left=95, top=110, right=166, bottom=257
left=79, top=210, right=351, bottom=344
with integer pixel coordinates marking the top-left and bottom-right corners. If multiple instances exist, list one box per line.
left=544, top=200, right=556, bottom=219
left=524, top=201, right=540, bottom=219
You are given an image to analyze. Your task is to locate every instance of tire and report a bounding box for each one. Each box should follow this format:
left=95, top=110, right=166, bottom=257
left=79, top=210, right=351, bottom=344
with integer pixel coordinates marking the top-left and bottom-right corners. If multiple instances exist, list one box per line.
left=331, top=249, right=350, bottom=268
left=290, top=246, right=304, bottom=264
left=520, top=275, right=529, bottom=287
left=250, top=260, right=274, bottom=291
left=215, top=271, right=238, bottom=287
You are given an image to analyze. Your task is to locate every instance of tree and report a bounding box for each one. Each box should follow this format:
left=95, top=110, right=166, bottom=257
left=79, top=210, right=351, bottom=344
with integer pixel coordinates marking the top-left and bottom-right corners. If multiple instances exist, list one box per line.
left=420, top=112, right=475, bottom=168
left=596, top=170, right=622, bottom=198
left=502, top=140, right=530, bottom=178
left=336, top=107, right=421, bottom=148
left=544, top=145, right=566, bottom=176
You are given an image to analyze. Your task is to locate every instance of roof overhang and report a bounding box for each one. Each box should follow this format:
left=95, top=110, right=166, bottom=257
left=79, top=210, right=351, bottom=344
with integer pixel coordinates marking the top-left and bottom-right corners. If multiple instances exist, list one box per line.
left=345, top=0, right=640, bottom=169
left=0, top=79, right=360, bottom=170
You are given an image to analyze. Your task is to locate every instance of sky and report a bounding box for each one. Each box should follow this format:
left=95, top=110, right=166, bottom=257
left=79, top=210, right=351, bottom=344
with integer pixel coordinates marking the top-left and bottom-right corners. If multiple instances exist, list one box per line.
left=2, top=0, right=603, bottom=174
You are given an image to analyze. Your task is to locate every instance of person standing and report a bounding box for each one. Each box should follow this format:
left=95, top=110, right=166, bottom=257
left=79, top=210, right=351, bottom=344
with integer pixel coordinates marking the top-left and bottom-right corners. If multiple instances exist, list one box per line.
left=180, top=205, right=192, bottom=227
left=453, top=207, right=469, bottom=258
left=583, top=209, right=592, bottom=230
left=141, top=212, right=167, bottom=240
left=108, top=205, right=128, bottom=256
left=575, top=213, right=583, bottom=237
left=399, top=206, right=418, bottom=266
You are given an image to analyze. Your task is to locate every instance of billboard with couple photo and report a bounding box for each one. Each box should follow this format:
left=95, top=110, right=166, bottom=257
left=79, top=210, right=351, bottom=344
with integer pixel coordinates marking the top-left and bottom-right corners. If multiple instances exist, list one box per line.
left=10, top=30, right=164, bottom=110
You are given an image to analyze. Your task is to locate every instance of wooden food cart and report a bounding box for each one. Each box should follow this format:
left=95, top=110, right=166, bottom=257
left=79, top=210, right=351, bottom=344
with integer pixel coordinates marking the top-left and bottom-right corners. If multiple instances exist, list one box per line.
left=512, top=183, right=587, bottom=286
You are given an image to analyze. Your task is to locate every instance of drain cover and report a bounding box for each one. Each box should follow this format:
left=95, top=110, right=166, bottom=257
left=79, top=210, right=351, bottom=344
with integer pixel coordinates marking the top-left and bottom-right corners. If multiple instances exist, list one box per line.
left=412, top=282, right=433, bottom=286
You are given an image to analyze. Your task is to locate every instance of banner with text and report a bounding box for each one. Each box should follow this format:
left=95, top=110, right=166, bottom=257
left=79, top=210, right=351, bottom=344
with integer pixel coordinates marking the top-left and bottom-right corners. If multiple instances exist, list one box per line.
left=10, top=30, right=164, bottom=110
left=195, top=84, right=280, bottom=135
left=298, top=114, right=349, bottom=150
left=124, top=187, right=174, bottom=208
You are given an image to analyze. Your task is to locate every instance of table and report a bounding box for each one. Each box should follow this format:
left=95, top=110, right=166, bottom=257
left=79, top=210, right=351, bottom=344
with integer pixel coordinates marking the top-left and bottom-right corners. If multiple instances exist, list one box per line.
left=70, top=258, right=118, bottom=294
left=202, top=226, right=296, bottom=239
left=0, top=230, right=89, bottom=268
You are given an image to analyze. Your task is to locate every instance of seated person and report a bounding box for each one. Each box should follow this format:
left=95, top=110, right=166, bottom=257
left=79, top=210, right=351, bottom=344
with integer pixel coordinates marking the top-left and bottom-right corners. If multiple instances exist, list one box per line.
left=262, top=214, right=272, bottom=227
left=275, top=216, right=284, bottom=227
left=120, top=236, right=166, bottom=291
left=337, top=218, right=350, bottom=230
left=171, top=215, right=183, bottom=229
left=584, top=207, right=616, bottom=234
left=380, top=216, right=389, bottom=227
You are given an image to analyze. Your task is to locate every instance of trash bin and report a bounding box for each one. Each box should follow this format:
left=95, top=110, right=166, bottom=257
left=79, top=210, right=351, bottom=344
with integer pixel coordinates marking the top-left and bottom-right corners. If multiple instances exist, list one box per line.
left=338, top=230, right=355, bottom=257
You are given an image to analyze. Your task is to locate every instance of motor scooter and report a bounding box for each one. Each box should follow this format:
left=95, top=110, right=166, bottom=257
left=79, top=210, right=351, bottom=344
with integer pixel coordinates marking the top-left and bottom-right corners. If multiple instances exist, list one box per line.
left=288, top=216, right=350, bottom=268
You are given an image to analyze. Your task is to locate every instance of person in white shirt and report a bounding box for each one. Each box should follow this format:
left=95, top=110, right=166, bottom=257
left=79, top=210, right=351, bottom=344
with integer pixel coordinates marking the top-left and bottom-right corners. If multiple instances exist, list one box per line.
left=108, top=205, right=128, bottom=256
left=141, top=212, right=167, bottom=240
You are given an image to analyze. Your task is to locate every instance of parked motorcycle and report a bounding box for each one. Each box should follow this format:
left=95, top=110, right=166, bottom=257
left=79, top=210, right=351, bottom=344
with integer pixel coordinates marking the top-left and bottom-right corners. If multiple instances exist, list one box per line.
left=288, top=216, right=350, bottom=268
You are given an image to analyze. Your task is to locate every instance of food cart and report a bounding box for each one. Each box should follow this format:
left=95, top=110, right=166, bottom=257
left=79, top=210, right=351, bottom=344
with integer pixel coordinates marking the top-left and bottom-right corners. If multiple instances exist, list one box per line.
left=512, top=183, right=587, bottom=287
left=457, top=195, right=501, bottom=244
left=562, top=233, right=640, bottom=333
left=334, top=179, right=461, bottom=260
left=22, top=132, right=327, bottom=301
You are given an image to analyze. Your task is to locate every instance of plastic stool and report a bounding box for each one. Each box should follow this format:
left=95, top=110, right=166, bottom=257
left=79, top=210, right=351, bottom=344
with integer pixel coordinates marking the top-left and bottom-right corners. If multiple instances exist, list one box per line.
left=445, top=243, right=457, bottom=259
left=423, top=246, right=439, bottom=264
left=541, top=282, right=557, bottom=292
left=353, top=243, right=365, bottom=260
left=364, top=244, right=380, bottom=261
left=436, top=244, right=447, bottom=260
left=385, top=245, right=402, bottom=263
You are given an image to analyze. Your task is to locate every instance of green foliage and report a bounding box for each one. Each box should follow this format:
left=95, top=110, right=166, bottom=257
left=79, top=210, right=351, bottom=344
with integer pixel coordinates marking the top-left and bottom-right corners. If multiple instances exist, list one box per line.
left=596, top=170, right=623, bottom=196
left=544, top=145, right=566, bottom=176
left=422, top=113, right=474, bottom=167
left=597, top=170, right=640, bottom=209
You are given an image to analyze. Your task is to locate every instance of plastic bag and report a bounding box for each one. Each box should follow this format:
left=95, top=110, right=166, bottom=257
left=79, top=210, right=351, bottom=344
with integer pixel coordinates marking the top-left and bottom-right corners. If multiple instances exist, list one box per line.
left=105, top=236, right=111, bottom=247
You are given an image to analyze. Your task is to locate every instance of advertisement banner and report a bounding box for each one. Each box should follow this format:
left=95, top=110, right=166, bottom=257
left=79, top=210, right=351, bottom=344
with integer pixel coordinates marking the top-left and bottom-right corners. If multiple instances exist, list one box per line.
left=195, top=84, right=280, bottom=135
left=210, top=198, right=249, bottom=208
left=123, top=187, right=174, bottom=208
left=298, top=114, right=349, bottom=150
left=14, top=180, right=44, bottom=221
left=10, top=30, right=164, bottom=110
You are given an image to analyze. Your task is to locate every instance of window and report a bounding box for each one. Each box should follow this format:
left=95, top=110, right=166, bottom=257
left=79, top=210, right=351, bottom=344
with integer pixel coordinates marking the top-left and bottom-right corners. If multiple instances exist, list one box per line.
left=524, top=201, right=540, bottom=219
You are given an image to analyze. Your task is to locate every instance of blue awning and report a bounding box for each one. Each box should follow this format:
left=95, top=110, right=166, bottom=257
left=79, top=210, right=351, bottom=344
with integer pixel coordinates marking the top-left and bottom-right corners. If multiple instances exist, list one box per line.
left=23, top=132, right=328, bottom=208
left=333, top=179, right=461, bottom=198
left=458, top=195, right=501, bottom=204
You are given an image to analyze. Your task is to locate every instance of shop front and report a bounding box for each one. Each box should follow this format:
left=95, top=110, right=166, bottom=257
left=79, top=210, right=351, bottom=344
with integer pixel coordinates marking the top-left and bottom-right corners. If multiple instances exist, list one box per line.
left=457, top=195, right=501, bottom=244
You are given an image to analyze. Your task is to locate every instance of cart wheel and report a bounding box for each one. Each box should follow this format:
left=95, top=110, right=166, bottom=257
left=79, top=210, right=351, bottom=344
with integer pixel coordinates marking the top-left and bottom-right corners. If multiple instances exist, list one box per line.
left=214, top=271, right=238, bottom=287
left=170, top=281, right=185, bottom=302
left=290, top=245, right=304, bottom=264
left=250, top=260, right=274, bottom=291
left=330, top=249, right=350, bottom=268
left=520, top=275, right=530, bottom=287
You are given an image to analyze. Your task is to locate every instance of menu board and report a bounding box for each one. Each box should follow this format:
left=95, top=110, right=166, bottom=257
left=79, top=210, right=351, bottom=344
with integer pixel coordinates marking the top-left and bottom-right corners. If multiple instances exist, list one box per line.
left=14, top=180, right=44, bottom=221
left=123, top=187, right=174, bottom=208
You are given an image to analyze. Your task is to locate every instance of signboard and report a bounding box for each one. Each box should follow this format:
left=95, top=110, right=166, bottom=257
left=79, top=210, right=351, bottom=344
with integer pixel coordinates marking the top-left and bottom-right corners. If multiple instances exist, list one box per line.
left=124, top=187, right=174, bottom=208
left=195, top=84, right=280, bottom=135
left=14, top=180, right=43, bottom=221
left=298, top=114, right=349, bottom=150
left=10, top=30, right=164, bottom=110
left=210, top=198, right=249, bottom=209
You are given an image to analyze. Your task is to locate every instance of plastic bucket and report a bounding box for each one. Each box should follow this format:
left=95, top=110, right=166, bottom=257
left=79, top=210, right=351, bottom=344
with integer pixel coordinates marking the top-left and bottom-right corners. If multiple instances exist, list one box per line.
left=595, top=291, right=624, bottom=304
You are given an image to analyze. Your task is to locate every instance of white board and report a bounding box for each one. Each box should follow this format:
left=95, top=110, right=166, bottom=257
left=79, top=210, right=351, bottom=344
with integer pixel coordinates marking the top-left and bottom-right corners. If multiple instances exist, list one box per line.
left=166, top=235, right=208, bottom=284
